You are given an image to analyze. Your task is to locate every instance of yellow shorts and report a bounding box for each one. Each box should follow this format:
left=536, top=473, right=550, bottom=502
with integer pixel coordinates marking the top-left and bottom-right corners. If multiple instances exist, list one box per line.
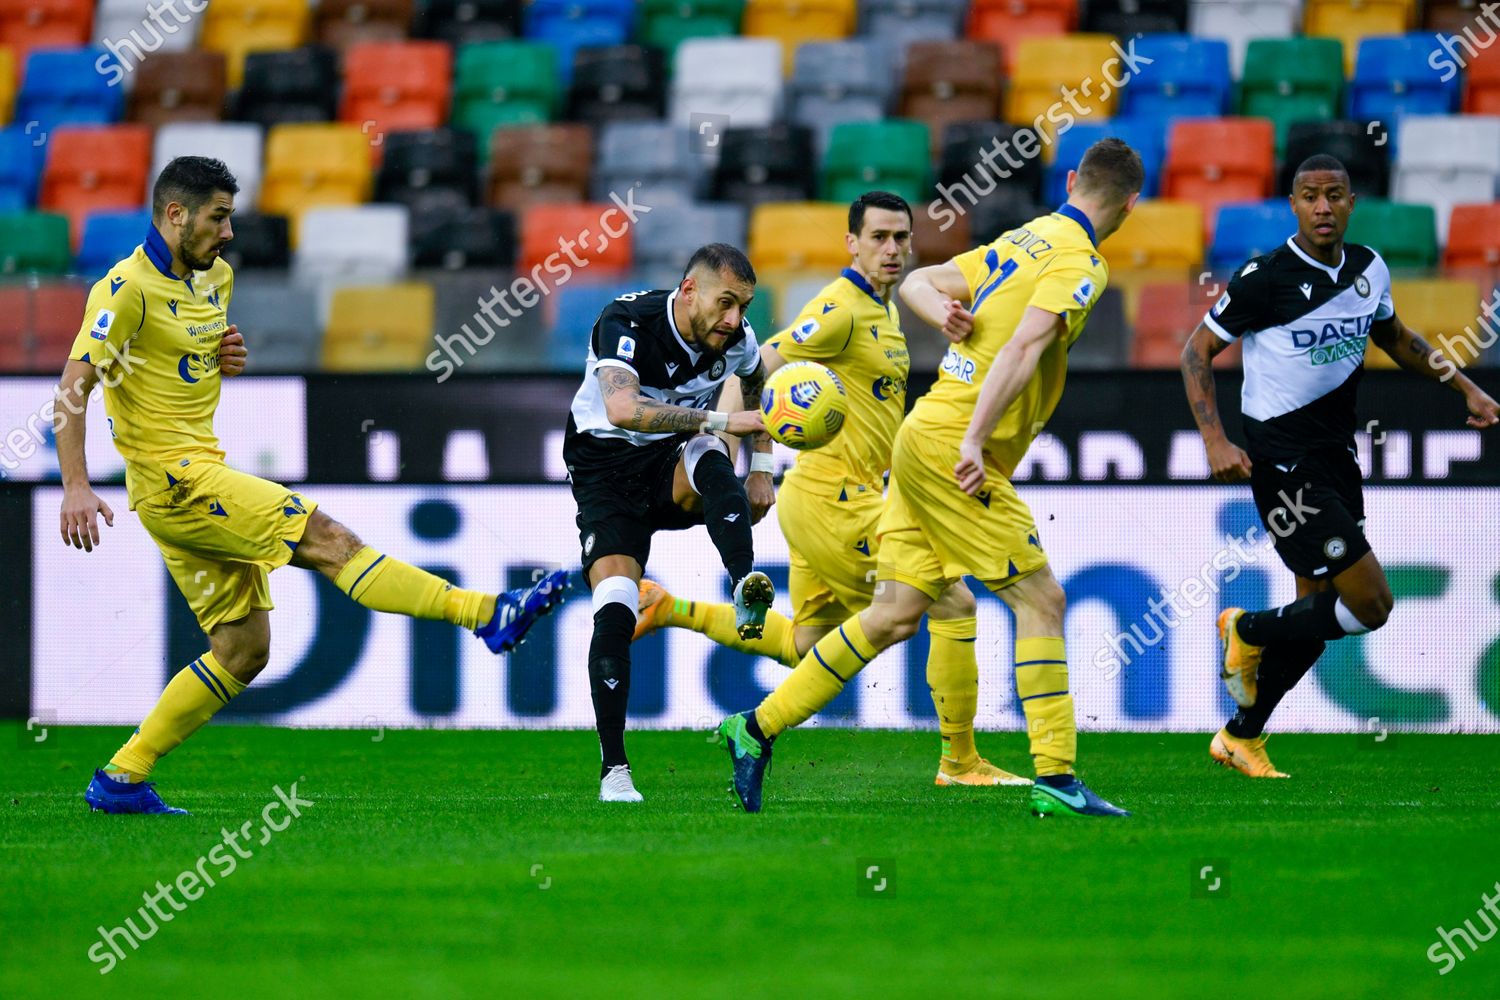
left=876, top=422, right=1047, bottom=600
left=778, top=473, right=881, bottom=627
left=134, top=460, right=317, bottom=631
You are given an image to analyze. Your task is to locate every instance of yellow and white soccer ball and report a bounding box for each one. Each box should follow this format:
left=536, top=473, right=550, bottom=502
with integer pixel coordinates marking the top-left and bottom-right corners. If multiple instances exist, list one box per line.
left=759, top=361, right=848, bottom=450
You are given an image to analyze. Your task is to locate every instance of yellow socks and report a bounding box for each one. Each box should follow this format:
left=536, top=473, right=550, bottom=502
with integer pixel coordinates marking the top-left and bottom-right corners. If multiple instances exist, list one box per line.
left=927, top=616, right=979, bottom=765
left=690, top=602, right=800, bottom=667
left=334, top=545, right=495, bottom=629
left=107, top=652, right=246, bottom=780
left=1014, top=636, right=1077, bottom=776
left=756, top=614, right=876, bottom=737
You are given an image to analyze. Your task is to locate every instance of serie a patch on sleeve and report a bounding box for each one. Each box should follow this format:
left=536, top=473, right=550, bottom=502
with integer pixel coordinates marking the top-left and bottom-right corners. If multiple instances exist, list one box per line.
left=1072, top=278, right=1095, bottom=308
left=791, top=318, right=819, bottom=343
left=617, top=335, right=636, bottom=360
left=90, top=308, right=116, bottom=340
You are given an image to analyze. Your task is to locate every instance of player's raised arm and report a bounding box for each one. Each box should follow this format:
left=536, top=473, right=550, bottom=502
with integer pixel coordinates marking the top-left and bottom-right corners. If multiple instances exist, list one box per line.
left=900, top=261, right=975, bottom=344
left=1369, top=314, right=1500, bottom=428
left=54, top=359, right=114, bottom=551
left=597, top=364, right=764, bottom=437
left=953, top=306, right=1066, bottom=494
left=1181, top=322, right=1253, bottom=481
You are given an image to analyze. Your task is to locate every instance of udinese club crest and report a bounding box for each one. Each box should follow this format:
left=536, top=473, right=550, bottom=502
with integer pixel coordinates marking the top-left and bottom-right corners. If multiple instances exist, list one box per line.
left=1354, top=275, right=1370, bottom=298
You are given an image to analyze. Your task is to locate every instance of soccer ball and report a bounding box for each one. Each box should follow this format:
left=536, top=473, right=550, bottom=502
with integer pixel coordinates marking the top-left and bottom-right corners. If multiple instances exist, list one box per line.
left=760, top=361, right=848, bottom=450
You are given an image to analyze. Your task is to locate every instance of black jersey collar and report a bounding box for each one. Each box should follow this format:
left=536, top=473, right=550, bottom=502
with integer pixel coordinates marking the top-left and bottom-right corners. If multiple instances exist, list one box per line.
left=1054, top=204, right=1097, bottom=247
left=1285, top=236, right=1345, bottom=282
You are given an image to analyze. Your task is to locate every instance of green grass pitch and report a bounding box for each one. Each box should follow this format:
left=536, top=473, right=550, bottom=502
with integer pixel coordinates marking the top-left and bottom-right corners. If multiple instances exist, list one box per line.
left=4, top=723, right=1499, bottom=997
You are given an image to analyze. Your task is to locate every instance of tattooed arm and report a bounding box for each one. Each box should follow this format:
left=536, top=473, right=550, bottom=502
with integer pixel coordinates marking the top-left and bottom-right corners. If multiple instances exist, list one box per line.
left=736, top=358, right=774, bottom=458
left=1180, top=323, right=1254, bottom=482
left=597, top=365, right=764, bottom=436
left=1369, top=315, right=1499, bottom=428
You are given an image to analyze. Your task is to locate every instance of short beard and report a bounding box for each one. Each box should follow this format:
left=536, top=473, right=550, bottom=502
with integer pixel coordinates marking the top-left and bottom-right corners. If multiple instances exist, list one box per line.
left=178, top=219, right=216, bottom=272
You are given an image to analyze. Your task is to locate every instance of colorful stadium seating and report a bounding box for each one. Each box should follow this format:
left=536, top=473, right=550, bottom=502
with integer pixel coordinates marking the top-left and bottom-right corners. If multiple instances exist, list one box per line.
left=1122, top=35, right=1231, bottom=122
left=2, top=280, right=88, bottom=370
left=1464, top=42, right=1500, bottom=115
left=128, top=51, right=228, bottom=127
left=200, top=0, right=311, bottom=89
left=1131, top=282, right=1241, bottom=368
left=234, top=46, right=339, bottom=127
left=0, top=124, right=48, bottom=210
left=1348, top=34, right=1461, bottom=122
left=1047, top=119, right=1165, bottom=202
left=670, top=37, right=782, bottom=128
left=743, top=0, right=856, bottom=74
left=748, top=201, right=847, bottom=270
left=1368, top=278, right=1482, bottom=368
left=40, top=124, right=151, bottom=246
left=638, top=0, right=744, bottom=55
left=1163, top=118, right=1276, bottom=238
left=314, top=0, right=413, bottom=51
left=0, top=211, right=72, bottom=274
left=1393, top=116, right=1500, bottom=244
left=322, top=282, right=435, bottom=371
left=1103, top=199, right=1204, bottom=274
left=861, top=0, right=966, bottom=44
left=17, top=49, right=122, bottom=130
left=1305, top=0, right=1414, bottom=74
left=525, top=0, right=635, bottom=83
left=899, top=41, right=1003, bottom=159
left=410, top=205, right=515, bottom=269
left=794, top=39, right=899, bottom=153
left=293, top=204, right=410, bottom=286
left=520, top=202, right=633, bottom=274
left=414, top=0, right=521, bottom=48
left=260, top=123, right=373, bottom=241
left=94, top=0, right=200, bottom=56
left=1444, top=204, right=1500, bottom=269
left=75, top=207, right=151, bottom=276
left=711, top=123, right=817, bottom=207
left=376, top=127, right=478, bottom=213
left=593, top=121, right=705, bottom=208
left=0, top=0, right=93, bottom=63
left=153, top=122, right=266, bottom=207
left=1189, top=0, right=1300, bottom=76
left=1344, top=199, right=1438, bottom=270
left=969, top=0, right=1079, bottom=69
left=453, top=40, right=559, bottom=142
left=567, top=44, right=667, bottom=126
left=1209, top=200, right=1294, bottom=269
left=1239, top=37, right=1344, bottom=154
left=1279, top=121, right=1389, bottom=197
left=489, top=122, right=593, bottom=211
left=822, top=120, right=930, bottom=206
left=1006, top=36, right=1119, bottom=145
left=339, top=41, right=454, bottom=154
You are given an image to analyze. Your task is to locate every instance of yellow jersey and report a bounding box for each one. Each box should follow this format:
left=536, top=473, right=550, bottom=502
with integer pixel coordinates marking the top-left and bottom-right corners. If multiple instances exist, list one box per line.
left=68, top=225, right=235, bottom=507
left=906, top=205, right=1107, bottom=476
left=765, top=267, right=910, bottom=490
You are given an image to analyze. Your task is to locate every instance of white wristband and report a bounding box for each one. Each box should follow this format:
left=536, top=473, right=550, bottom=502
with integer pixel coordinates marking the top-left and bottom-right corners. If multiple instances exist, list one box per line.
left=749, top=453, right=775, bottom=475
left=700, top=411, right=729, bottom=433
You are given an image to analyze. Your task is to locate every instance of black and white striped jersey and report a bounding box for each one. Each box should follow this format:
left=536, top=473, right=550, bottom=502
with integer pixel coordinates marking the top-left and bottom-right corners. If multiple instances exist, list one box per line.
left=1203, top=237, right=1394, bottom=462
left=564, top=287, right=760, bottom=473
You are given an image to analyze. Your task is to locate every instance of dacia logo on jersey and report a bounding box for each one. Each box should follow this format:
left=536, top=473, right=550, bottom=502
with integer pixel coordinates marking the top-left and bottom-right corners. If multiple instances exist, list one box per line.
left=89, top=308, right=115, bottom=340
left=1355, top=275, right=1370, bottom=298
left=1072, top=278, right=1095, bottom=307
left=617, top=335, right=636, bottom=361
left=940, top=346, right=976, bottom=384
left=167, top=299, right=179, bottom=317
left=791, top=318, right=819, bottom=343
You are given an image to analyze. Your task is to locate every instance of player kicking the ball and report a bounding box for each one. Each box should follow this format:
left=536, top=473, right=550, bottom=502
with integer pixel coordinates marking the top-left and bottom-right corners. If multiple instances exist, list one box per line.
left=718, top=139, right=1144, bottom=815
left=564, top=243, right=776, bottom=802
left=64, top=158, right=568, bottom=815
left=1182, top=154, right=1499, bottom=778
left=634, top=192, right=1030, bottom=789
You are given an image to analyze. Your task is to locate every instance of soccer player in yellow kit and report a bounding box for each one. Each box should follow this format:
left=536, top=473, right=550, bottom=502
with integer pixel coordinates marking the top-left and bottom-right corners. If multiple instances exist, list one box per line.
left=61, top=157, right=568, bottom=815
left=718, top=139, right=1144, bottom=815
left=635, top=192, right=1030, bottom=788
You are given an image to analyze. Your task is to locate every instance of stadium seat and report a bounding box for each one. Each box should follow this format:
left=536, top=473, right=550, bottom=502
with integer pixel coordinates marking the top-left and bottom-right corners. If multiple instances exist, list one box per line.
left=638, top=0, right=744, bottom=55
left=323, top=282, right=435, bottom=371
left=792, top=39, right=899, bottom=154
left=0, top=211, right=71, bottom=274
left=899, top=41, right=1003, bottom=159
left=749, top=201, right=848, bottom=270
left=859, top=0, right=966, bottom=44
left=1349, top=35, right=1461, bottom=122
left=941, top=121, right=1045, bottom=202
left=93, top=0, right=200, bottom=56
left=0, top=124, right=49, bottom=209
left=710, top=123, right=817, bottom=207
left=453, top=41, right=560, bottom=143
left=632, top=202, right=747, bottom=276
left=524, top=0, right=634, bottom=83
left=1163, top=118, right=1275, bottom=239
left=743, top=0, right=856, bottom=74
left=200, top=0, right=311, bottom=89
left=1187, top=0, right=1299, bottom=75
left=22, top=280, right=90, bottom=370
left=1209, top=200, right=1293, bottom=269
left=76, top=208, right=152, bottom=277
left=410, top=204, right=515, bottom=269
left=39, top=124, right=151, bottom=246
left=0, top=47, right=12, bottom=124
left=233, top=47, right=339, bottom=128
left=223, top=278, right=320, bottom=369
left=1279, top=121, right=1390, bottom=198
left=1305, top=0, right=1414, bottom=74
left=1392, top=115, right=1500, bottom=244
left=1465, top=40, right=1500, bottom=114
left=1069, top=287, right=1132, bottom=369
left=413, top=0, right=522, bottom=48
left=0, top=0, right=92, bottom=63
left=1238, top=37, right=1344, bottom=153
left=911, top=201, right=973, bottom=266
left=376, top=128, right=479, bottom=212
left=1132, top=282, right=1241, bottom=369
left=489, top=122, right=593, bottom=211
left=339, top=41, right=454, bottom=155
left=16, top=49, right=123, bottom=131
left=128, top=51, right=226, bottom=128
left=1045, top=119, right=1165, bottom=202
left=970, top=187, right=1050, bottom=242
left=1423, top=0, right=1483, bottom=33
left=314, top=0, right=414, bottom=51
left=1121, top=35, right=1231, bottom=122
left=261, top=124, right=374, bottom=243
left=520, top=202, right=632, bottom=274
left=0, top=285, right=26, bottom=369
left=821, top=120, right=930, bottom=206
left=153, top=122, right=265, bottom=208
left=1103, top=199, right=1203, bottom=274
left=567, top=44, right=667, bottom=126
left=1445, top=203, right=1500, bottom=268
left=219, top=213, right=290, bottom=270
left=294, top=204, right=410, bottom=291
left=548, top=279, right=652, bottom=366
left=1083, top=0, right=1188, bottom=35
left=670, top=38, right=783, bottom=128
left=1369, top=278, right=1483, bottom=368
left=1006, top=36, right=1119, bottom=144
left=592, top=122, right=705, bottom=208
left=1343, top=199, right=1437, bottom=270
left=968, top=0, right=1079, bottom=69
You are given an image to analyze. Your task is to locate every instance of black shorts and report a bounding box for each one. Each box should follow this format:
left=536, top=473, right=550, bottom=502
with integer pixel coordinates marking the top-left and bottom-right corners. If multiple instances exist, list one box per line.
left=570, top=438, right=702, bottom=575
left=1249, top=445, right=1371, bottom=580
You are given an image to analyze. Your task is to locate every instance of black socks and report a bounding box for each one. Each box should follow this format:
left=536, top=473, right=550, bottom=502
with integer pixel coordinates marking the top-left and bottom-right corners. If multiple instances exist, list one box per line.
left=1225, top=639, right=1326, bottom=739
left=589, top=602, right=635, bottom=775
left=690, top=449, right=754, bottom=584
left=1237, top=591, right=1347, bottom=645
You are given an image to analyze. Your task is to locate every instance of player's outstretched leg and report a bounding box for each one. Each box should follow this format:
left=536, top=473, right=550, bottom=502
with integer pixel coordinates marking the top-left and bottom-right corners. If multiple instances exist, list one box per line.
left=677, top=435, right=774, bottom=639
left=1209, top=638, right=1322, bottom=778
left=634, top=580, right=802, bottom=665
left=475, top=569, right=573, bottom=654
left=589, top=574, right=642, bottom=802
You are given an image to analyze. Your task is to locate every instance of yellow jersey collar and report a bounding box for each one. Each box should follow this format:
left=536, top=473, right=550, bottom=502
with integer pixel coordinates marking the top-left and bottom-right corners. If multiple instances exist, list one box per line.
left=839, top=266, right=888, bottom=312
left=1054, top=204, right=1097, bottom=248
